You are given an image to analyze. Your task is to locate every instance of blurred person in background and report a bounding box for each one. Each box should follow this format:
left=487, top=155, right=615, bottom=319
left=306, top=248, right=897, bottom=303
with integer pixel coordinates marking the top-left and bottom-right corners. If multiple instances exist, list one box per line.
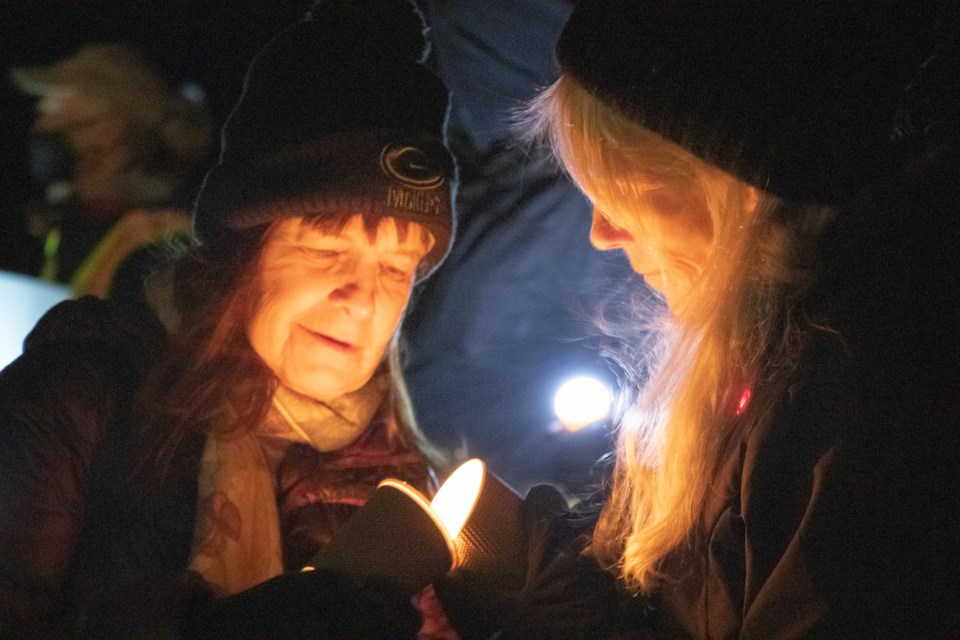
left=10, top=42, right=211, bottom=298
left=0, top=1, right=459, bottom=637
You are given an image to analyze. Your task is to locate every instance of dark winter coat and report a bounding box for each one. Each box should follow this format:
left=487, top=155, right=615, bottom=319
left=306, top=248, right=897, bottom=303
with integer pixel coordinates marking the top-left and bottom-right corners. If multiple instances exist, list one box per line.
left=0, top=296, right=433, bottom=638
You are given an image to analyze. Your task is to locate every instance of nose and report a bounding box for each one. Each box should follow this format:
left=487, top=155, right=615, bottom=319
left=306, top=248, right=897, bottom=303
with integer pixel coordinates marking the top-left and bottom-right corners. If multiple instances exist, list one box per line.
left=330, top=275, right=375, bottom=320
left=589, top=206, right=634, bottom=251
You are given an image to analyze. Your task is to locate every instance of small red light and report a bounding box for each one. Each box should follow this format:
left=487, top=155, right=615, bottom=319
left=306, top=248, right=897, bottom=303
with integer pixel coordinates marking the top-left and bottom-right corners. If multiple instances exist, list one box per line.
left=735, top=387, right=752, bottom=417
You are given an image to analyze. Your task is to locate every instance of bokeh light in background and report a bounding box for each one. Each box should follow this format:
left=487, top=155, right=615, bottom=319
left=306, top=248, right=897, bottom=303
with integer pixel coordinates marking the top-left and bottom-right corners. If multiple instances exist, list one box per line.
left=553, top=376, right=612, bottom=432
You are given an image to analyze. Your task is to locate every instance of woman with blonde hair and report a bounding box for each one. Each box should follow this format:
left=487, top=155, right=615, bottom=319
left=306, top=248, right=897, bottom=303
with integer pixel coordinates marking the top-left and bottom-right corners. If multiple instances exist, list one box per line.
left=496, top=1, right=960, bottom=637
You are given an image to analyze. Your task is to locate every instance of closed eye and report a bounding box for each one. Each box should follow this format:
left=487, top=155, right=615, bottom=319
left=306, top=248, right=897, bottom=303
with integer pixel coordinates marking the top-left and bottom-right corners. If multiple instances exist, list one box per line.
left=380, top=263, right=415, bottom=283
left=301, top=247, right=343, bottom=260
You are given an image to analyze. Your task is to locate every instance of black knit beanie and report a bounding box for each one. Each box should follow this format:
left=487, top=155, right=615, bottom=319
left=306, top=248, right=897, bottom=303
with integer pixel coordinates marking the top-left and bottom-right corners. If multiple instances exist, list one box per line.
left=556, top=0, right=942, bottom=206
left=193, top=0, right=455, bottom=280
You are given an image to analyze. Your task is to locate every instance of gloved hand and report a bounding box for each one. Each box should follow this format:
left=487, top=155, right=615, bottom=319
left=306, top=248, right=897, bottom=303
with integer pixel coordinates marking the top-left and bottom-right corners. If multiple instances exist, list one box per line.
left=432, top=484, right=622, bottom=640
left=185, top=568, right=420, bottom=640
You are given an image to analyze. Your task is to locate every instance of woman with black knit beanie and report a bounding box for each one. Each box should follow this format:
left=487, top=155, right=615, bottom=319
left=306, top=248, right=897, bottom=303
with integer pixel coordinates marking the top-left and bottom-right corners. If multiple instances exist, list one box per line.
left=431, top=2, right=960, bottom=639
left=503, top=2, right=960, bottom=638
left=0, top=0, right=460, bottom=637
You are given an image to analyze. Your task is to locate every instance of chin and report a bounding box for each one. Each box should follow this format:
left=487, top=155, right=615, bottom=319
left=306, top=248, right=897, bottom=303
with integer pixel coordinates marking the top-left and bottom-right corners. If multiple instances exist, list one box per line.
left=284, top=370, right=367, bottom=402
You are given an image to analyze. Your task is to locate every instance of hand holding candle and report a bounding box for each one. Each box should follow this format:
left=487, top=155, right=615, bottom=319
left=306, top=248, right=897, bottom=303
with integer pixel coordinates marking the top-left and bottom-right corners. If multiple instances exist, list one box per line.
left=303, top=459, right=524, bottom=596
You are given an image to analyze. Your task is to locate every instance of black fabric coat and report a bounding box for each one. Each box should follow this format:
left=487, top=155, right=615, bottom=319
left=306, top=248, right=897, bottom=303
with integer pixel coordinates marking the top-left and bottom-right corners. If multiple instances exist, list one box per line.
left=0, top=297, right=428, bottom=639
left=0, top=297, right=166, bottom=637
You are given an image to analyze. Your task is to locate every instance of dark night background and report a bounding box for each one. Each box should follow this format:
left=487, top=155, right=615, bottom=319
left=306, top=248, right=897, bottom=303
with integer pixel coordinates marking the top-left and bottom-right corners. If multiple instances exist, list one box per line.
left=0, top=1, right=642, bottom=496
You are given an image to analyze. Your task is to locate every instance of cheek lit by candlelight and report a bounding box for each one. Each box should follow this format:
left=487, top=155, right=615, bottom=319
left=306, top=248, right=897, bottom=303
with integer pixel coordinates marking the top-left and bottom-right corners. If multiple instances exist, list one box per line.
left=429, top=459, right=485, bottom=539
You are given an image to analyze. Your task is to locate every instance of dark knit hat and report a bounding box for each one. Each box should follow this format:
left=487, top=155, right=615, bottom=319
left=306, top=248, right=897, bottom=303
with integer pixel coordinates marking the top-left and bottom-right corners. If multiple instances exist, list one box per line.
left=556, top=1, right=942, bottom=206
left=193, top=0, right=455, bottom=279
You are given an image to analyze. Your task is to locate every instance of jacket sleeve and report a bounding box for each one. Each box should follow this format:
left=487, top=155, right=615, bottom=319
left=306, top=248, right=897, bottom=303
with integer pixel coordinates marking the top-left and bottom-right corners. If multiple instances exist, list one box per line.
left=734, top=363, right=851, bottom=638
left=433, top=484, right=626, bottom=640
left=0, top=297, right=164, bottom=636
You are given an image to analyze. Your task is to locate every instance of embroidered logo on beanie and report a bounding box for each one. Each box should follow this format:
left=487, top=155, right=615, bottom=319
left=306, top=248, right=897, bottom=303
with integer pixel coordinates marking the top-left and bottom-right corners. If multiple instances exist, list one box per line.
left=380, top=143, right=446, bottom=191
left=381, top=142, right=446, bottom=218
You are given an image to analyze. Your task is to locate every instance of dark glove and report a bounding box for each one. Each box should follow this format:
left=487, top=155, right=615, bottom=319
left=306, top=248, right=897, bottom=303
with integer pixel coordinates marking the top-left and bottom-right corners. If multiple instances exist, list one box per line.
left=433, top=484, right=622, bottom=640
left=184, top=569, right=420, bottom=640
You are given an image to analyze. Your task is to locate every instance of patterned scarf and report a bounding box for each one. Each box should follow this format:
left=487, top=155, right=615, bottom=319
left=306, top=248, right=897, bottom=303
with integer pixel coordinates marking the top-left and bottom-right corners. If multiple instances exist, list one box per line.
left=187, top=372, right=388, bottom=595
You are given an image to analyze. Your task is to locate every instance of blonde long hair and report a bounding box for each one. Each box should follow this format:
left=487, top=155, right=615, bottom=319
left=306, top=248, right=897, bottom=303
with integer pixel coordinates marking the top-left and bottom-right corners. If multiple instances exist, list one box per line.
left=525, top=75, right=833, bottom=590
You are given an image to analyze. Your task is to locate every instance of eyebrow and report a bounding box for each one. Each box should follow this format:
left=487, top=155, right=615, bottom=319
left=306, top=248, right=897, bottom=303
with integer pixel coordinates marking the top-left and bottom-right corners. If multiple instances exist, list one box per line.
left=289, top=230, right=425, bottom=256
left=380, top=248, right=425, bottom=260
